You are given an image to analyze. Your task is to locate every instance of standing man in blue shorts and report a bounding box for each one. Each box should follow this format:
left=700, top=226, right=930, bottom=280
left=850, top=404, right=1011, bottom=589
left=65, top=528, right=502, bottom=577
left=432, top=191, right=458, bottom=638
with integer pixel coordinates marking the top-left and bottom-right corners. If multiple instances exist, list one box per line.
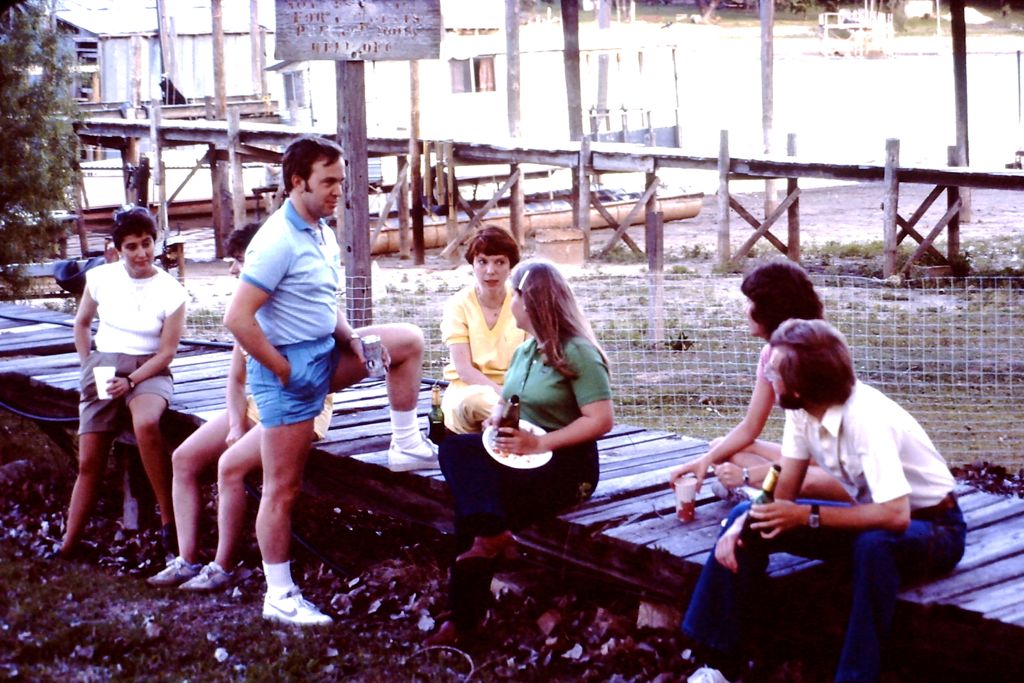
left=225, top=136, right=436, bottom=626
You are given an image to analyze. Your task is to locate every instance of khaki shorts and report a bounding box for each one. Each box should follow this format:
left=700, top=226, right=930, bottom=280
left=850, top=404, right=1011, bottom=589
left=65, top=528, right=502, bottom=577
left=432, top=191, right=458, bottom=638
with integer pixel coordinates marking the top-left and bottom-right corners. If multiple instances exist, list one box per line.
left=78, top=351, right=173, bottom=435
left=245, top=392, right=334, bottom=440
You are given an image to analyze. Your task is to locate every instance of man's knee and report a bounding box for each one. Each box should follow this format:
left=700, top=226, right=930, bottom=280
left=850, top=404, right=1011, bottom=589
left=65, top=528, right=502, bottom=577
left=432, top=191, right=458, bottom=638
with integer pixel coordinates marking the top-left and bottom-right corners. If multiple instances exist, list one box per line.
left=384, top=323, right=425, bottom=358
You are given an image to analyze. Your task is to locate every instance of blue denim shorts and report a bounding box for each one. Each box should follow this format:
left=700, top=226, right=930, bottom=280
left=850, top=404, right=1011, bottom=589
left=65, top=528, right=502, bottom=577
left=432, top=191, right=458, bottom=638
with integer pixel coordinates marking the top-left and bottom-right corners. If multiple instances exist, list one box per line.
left=246, top=336, right=339, bottom=428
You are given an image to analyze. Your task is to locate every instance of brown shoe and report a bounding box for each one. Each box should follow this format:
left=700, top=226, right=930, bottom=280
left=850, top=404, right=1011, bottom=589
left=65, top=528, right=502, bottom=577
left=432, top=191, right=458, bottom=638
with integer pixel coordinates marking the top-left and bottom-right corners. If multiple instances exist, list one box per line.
left=455, top=531, right=517, bottom=565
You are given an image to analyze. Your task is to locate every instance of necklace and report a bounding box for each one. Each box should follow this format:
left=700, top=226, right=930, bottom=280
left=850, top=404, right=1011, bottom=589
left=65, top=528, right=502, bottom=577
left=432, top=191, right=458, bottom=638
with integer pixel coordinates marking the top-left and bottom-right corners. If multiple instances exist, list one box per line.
left=476, top=288, right=504, bottom=327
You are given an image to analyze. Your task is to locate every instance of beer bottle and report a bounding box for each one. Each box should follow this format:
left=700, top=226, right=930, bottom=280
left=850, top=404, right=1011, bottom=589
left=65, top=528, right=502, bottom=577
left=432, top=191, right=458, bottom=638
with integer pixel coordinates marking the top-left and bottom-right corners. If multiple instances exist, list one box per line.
left=427, top=384, right=446, bottom=445
left=497, top=394, right=520, bottom=431
left=739, top=464, right=781, bottom=547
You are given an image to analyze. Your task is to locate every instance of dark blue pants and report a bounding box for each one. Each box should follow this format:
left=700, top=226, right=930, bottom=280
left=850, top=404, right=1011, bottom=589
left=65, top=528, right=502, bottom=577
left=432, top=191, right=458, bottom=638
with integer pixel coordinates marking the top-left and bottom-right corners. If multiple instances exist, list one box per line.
left=438, top=433, right=599, bottom=629
left=682, top=499, right=966, bottom=683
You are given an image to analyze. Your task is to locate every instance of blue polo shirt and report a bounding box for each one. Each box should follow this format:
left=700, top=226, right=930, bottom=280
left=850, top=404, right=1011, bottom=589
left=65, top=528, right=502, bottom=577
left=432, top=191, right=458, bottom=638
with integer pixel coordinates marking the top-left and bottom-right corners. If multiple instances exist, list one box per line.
left=240, top=199, right=341, bottom=346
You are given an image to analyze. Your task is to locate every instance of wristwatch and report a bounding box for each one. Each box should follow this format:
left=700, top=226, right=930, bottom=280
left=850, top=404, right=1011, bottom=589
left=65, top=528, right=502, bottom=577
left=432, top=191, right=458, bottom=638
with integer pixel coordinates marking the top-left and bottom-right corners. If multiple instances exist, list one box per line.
left=742, top=467, right=750, bottom=487
left=809, top=503, right=821, bottom=529
left=126, top=376, right=136, bottom=391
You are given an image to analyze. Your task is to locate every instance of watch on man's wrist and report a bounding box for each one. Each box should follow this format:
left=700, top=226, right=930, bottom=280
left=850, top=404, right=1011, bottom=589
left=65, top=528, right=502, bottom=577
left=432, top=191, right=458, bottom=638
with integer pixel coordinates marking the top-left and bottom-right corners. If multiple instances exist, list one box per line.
left=742, top=467, right=750, bottom=487
left=809, top=503, right=821, bottom=529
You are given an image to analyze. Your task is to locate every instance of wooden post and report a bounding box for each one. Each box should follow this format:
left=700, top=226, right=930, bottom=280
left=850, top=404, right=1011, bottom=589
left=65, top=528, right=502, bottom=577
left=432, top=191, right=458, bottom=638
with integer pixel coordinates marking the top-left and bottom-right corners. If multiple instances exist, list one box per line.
left=597, top=0, right=611, bottom=133
left=210, top=0, right=228, bottom=258
left=786, top=133, right=800, bottom=262
left=409, top=61, right=425, bottom=263
left=760, top=0, right=778, bottom=218
left=445, top=140, right=459, bottom=264
left=249, top=0, right=261, bottom=97
left=227, top=106, right=246, bottom=230
left=577, top=137, right=591, bottom=258
left=337, top=60, right=372, bottom=327
left=398, top=157, right=410, bottom=260
left=209, top=144, right=226, bottom=259
left=646, top=210, right=663, bottom=274
left=131, top=33, right=142, bottom=110
left=506, top=0, right=521, bottom=138
left=882, top=138, right=900, bottom=278
left=645, top=168, right=660, bottom=268
left=946, top=145, right=961, bottom=265
left=150, top=99, right=168, bottom=244
left=950, top=0, right=972, bottom=222
left=123, top=138, right=140, bottom=205
left=510, top=162, right=524, bottom=247
left=423, top=140, right=434, bottom=215
left=560, top=0, right=583, bottom=141
left=671, top=46, right=682, bottom=147
left=211, top=0, right=226, bottom=117
left=717, top=130, right=731, bottom=269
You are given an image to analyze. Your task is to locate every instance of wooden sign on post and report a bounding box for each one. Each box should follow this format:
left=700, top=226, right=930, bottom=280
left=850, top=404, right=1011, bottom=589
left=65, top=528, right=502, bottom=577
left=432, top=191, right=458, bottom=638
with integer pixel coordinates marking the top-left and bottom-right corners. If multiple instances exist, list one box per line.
left=274, top=0, right=441, bottom=326
left=275, top=0, right=442, bottom=62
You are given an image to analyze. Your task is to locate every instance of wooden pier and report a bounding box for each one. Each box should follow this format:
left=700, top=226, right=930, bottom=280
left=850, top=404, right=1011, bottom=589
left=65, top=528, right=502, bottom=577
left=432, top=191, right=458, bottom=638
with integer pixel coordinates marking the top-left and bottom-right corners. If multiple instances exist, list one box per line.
left=1, top=302, right=1023, bottom=677
left=76, top=117, right=1024, bottom=279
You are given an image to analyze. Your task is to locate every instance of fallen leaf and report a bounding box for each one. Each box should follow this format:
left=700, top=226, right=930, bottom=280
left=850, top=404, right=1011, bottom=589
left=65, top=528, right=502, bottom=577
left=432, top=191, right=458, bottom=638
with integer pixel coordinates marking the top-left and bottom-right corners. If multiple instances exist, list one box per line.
left=536, top=608, right=562, bottom=636
left=416, top=612, right=435, bottom=632
left=214, top=647, right=229, bottom=663
left=562, top=643, right=584, bottom=660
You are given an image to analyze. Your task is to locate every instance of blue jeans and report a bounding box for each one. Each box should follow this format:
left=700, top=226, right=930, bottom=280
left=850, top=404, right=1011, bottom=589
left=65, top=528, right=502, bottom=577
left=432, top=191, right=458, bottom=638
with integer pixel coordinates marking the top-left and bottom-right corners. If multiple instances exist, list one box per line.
left=682, top=498, right=966, bottom=683
left=438, top=433, right=599, bottom=629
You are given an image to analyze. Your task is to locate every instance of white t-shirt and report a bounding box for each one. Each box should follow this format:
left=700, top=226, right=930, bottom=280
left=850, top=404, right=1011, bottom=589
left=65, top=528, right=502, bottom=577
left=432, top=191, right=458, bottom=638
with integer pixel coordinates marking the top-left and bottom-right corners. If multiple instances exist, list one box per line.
left=781, top=381, right=954, bottom=510
left=86, top=262, right=187, bottom=355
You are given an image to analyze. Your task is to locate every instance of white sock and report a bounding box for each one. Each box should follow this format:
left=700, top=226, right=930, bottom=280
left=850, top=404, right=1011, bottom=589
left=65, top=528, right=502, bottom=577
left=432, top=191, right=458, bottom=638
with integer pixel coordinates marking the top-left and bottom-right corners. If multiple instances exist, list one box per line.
left=390, top=408, right=421, bottom=446
left=263, top=560, right=294, bottom=597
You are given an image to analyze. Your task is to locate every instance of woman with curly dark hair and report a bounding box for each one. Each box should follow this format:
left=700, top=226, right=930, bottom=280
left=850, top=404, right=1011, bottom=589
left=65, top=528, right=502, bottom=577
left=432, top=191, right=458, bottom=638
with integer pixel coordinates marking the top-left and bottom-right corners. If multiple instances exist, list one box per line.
left=668, top=260, right=849, bottom=503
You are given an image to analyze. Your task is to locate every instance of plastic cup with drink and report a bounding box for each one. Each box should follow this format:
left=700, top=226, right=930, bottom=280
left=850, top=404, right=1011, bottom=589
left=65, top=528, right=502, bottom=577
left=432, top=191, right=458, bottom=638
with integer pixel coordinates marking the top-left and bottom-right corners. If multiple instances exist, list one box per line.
left=675, top=475, right=698, bottom=522
left=93, top=366, right=116, bottom=400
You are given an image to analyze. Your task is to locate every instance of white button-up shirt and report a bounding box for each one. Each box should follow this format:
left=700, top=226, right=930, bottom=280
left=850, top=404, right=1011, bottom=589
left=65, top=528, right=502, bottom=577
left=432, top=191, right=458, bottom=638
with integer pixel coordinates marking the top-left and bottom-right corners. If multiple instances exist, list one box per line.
left=781, top=381, right=954, bottom=510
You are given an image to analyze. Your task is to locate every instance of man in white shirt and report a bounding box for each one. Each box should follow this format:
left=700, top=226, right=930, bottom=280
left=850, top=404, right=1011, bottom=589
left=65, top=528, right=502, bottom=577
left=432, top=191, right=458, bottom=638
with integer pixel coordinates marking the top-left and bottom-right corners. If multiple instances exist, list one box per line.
left=683, top=319, right=966, bottom=683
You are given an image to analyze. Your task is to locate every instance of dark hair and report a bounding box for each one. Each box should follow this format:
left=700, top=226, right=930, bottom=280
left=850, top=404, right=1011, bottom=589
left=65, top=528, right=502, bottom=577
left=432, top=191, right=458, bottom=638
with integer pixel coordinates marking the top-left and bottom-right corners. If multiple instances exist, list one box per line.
left=111, top=205, right=157, bottom=249
left=226, top=222, right=261, bottom=260
left=511, top=259, right=608, bottom=378
left=769, top=319, right=856, bottom=407
left=282, top=136, right=343, bottom=191
left=741, top=260, right=823, bottom=336
left=464, top=225, right=520, bottom=267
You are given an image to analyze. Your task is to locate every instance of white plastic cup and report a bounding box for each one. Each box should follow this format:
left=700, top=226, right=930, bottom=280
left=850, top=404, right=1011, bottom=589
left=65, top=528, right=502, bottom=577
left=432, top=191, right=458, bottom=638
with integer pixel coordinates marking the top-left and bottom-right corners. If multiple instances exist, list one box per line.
left=93, top=366, right=116, bottom=399
left=675, top=476, right=698, bottom=523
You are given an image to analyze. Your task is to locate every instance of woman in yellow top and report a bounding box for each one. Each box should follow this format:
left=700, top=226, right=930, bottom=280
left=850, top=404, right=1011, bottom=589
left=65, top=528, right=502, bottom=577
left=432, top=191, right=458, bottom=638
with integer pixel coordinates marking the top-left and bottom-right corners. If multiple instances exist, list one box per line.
left=440, top=226, right=526, bottom=434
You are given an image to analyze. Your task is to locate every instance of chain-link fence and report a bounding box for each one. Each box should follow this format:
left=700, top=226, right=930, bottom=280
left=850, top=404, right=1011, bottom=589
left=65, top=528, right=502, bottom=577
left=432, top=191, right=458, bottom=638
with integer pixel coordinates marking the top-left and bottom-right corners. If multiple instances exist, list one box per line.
left=182, top=271, right=1023, bottom=468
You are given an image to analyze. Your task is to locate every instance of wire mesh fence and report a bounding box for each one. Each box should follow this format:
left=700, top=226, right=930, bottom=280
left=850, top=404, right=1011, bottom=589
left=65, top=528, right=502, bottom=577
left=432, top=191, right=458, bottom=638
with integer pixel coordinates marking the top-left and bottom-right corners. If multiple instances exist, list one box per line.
left=182, top=271, right=1024, bottom=468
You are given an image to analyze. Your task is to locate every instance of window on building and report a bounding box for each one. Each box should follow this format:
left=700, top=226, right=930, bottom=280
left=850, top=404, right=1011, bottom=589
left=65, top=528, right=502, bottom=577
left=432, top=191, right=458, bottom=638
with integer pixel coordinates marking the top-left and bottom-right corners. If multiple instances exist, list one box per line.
left=449, top=56, right=495, bottom=94
left=283, top=70, right=308, bottom=109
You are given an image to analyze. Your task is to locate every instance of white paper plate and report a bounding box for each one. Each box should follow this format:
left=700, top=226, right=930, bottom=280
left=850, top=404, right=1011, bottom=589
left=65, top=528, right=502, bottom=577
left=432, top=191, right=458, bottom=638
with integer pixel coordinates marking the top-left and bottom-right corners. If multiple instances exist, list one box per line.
left=482, top=419, right=553, bottom=469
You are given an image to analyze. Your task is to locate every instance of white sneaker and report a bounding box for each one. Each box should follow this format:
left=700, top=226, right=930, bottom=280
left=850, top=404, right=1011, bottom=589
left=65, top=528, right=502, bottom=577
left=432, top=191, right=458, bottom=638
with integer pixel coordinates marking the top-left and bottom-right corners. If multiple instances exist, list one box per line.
left=179, top=562, right=234, bottom=592
left=688, top=666, right=734, bottom=683
left=147, top=556, right=201, bottom=587
left=262, top=586, right=332, bottom=626
left=387, top=435, right=439, bottom=472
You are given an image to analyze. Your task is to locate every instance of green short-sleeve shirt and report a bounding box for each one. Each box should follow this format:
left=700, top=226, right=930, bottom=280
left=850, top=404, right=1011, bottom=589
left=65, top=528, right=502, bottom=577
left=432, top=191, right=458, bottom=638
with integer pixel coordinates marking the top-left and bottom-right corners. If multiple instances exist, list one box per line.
left=501, top=337, right=612, bottom=431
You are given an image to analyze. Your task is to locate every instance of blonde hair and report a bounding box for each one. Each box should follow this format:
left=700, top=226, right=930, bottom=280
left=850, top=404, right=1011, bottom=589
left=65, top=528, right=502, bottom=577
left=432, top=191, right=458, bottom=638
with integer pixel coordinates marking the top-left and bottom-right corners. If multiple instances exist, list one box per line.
left=511, top=259, right=608, bottom=378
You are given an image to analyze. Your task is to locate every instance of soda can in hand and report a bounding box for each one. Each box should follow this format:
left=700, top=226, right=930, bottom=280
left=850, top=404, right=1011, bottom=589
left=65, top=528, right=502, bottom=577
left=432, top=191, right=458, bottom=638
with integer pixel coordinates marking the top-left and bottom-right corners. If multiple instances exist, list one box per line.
left=361, top=334, right=386, bottom=377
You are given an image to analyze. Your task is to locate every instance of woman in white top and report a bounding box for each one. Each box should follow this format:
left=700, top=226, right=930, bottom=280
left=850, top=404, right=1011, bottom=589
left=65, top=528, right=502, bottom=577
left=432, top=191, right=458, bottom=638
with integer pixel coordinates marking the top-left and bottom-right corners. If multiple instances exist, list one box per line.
left=58, top=206, right=186, bottom=558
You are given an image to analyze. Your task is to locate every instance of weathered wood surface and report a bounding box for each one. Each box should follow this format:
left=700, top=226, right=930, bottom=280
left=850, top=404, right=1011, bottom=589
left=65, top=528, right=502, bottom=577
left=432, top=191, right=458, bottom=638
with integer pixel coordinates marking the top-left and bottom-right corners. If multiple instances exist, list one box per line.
left=0, top=303, right=1022, bottom=672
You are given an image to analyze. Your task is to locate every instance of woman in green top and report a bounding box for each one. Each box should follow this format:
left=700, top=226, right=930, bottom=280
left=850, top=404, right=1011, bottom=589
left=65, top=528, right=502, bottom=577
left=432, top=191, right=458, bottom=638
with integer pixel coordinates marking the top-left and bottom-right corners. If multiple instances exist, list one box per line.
left=429, top=259, right=614, bottom=645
